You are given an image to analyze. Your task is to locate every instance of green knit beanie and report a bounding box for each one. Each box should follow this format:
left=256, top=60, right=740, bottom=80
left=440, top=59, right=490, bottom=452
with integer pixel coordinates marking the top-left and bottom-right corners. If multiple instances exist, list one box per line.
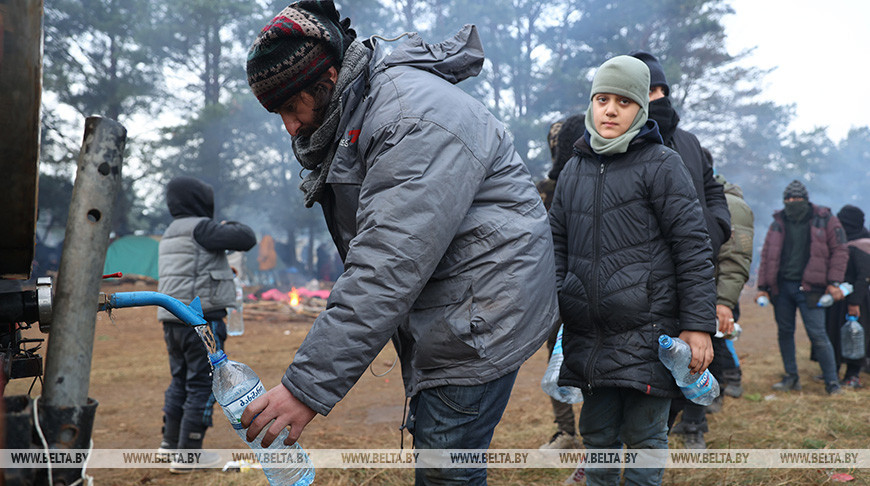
left=584, top=55, right=651, bottom=156
left=589, top=55, right=650, bottom=112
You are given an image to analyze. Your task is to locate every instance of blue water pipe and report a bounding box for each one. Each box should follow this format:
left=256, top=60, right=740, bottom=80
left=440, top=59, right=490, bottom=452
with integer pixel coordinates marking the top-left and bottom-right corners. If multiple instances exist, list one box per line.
left=102, top=291, right=206, bottom=326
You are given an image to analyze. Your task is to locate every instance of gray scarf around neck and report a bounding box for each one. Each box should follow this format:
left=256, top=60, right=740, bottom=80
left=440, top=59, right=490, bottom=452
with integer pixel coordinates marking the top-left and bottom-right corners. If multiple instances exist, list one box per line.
left=584, top=103, right=647, bottom=156
left=293, top=41, right=372, bottom=208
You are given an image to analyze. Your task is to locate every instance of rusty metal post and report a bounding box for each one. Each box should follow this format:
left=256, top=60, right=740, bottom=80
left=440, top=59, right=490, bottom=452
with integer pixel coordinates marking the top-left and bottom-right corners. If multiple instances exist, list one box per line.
left=42, top=117, right=126, bottom=408
left=0, top=0, right=43, bottom=278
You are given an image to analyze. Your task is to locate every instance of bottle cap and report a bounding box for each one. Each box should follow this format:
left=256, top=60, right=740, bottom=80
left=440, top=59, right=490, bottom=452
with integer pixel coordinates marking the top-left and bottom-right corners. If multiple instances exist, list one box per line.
left=209, top=350, right=228, bottom=365
left=658, top=335, right=673, bottom=348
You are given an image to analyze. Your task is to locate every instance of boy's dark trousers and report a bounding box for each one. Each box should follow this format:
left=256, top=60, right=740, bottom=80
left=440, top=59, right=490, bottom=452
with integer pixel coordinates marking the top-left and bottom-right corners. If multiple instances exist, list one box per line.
left=162, top=319, right=227, bottom=449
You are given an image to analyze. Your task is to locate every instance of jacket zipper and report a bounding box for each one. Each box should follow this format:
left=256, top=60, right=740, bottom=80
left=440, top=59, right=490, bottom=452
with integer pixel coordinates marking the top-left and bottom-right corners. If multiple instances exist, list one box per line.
left=584, top=159, right=607, bottom=389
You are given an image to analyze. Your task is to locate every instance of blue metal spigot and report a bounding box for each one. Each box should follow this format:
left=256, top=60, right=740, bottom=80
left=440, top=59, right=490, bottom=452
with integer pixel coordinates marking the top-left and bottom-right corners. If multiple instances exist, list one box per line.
left=101, top=291, right=207, bottom=326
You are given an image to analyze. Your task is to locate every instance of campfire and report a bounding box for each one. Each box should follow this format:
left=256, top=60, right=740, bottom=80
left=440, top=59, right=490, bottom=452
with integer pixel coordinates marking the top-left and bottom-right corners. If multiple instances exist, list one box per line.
left=243, top=284, right=330, bottom=320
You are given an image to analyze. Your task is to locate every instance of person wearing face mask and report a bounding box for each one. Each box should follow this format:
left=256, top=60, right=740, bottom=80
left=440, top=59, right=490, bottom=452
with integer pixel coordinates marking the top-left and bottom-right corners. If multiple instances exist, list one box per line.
left=756, top=180, right=849, bottom=395
left=818, top=205, right=870, bottom=388
left=629, top=50, right=733, bottom=450
left=629, top=51, right=731, bottom=260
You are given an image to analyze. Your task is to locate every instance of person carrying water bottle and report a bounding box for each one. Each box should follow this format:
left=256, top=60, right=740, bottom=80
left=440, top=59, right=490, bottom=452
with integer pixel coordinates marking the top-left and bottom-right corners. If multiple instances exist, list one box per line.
left=548, top=55, right=715, bottom=486
left=756, top=180, right=848, bottom=395
left=157, top=176, right=257, bottom=472
left=241, top=3, right=558, bottom=485
left=819, top=205, right=870, bottom=388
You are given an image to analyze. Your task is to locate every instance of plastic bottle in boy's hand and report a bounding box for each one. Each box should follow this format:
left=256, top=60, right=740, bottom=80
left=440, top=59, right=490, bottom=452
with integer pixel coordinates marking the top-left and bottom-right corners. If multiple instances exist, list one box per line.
left=541, top=325, right=584, bottom=404
left=657, top=335, right=720, bottom=406
left=210, top=349, right=314, bottom=486
left=840, top=315, right=865, bottom=360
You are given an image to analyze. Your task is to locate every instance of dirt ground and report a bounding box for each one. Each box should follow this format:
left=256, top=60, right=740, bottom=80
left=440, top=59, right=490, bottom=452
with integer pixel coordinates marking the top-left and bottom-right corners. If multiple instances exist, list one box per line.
left=6, top=281, right=870, bottom=485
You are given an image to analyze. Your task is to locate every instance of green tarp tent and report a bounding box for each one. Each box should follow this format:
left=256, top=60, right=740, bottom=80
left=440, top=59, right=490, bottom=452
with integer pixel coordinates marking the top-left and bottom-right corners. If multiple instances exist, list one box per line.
left=103, top=235, right=160, bottom=280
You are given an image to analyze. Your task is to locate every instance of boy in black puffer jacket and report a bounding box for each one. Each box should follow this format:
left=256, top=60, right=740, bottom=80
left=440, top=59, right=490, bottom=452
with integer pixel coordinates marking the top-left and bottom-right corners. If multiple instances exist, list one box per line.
left=548, top=56, right=716, bottom=486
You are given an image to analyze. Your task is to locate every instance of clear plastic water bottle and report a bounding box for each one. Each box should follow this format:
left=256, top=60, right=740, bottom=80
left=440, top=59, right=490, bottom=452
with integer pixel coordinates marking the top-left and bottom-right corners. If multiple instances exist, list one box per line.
left=226, top=275, right=245, bottom=336
left=756, top=295, right=770, bottom=307
left=210, top=350, right=314, bottom=485
left=840, top=315, right=865, bottom=360
left=714, top=322, right=743, bottom=341
left=541, top=325, right=584, bottom=404
left=657, top=335, right=720, bottom=406
left=818, top=282, right=854, bottom=308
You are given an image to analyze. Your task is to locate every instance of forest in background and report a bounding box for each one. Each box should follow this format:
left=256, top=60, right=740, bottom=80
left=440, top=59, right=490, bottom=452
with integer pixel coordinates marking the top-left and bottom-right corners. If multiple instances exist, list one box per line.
left=36, top=0, right=870, bottom=274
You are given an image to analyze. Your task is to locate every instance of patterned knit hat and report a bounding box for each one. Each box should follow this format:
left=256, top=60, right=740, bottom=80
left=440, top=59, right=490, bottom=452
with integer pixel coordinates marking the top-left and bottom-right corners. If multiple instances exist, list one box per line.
left=247, top=1, right=355, bottom=112
left=783, top=179, right=808, bottom=200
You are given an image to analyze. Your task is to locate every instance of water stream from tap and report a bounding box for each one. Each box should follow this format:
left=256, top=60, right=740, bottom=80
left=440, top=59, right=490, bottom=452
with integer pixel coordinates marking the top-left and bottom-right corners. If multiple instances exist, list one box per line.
left=195, top=324, right=220, bottom=357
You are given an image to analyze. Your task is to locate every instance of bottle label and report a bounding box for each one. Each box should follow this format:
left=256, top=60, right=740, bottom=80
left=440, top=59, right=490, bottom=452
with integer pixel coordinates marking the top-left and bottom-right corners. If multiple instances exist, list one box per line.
left=681, top=371, right=712, bottom=400
left=840, top=282, right=854, bottom=296
left=221, top=380, right=265, bottom=430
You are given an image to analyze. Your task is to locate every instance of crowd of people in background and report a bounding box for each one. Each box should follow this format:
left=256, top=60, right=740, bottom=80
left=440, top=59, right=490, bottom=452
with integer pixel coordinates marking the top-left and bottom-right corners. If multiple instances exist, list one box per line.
left=535, top=52, right=870, bottom=477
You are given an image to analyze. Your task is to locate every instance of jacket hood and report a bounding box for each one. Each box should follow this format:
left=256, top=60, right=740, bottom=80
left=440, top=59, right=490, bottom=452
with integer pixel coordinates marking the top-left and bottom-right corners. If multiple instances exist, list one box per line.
left=724, top=182, right=744, bottom=199
left=848, top=236, right=870, bottom=252
left=371, top=24, right=484, bottom=85
left=637, top=119, right=664, bottom=144
left=166, top=176, right=214, bottom=218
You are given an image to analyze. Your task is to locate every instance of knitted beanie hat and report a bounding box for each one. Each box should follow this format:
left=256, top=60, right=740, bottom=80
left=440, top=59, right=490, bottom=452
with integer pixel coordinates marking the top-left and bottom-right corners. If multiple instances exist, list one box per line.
left=837, top=204, right=865, bottom=235
left=629, top=50, right=669, bottom=96
left=247, top=1, right=354, bottom=112
left=589, top=55, right=650, bottom=112
left=585, top=56, right=650, bottom=156
left=783, top=179, right=809, bottom=200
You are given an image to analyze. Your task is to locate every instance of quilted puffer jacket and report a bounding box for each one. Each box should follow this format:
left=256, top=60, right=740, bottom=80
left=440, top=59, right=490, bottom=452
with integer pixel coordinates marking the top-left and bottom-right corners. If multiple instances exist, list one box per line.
left=756, top=204, right=847, bottom=298
left=549, top=125, right=716, bottom=397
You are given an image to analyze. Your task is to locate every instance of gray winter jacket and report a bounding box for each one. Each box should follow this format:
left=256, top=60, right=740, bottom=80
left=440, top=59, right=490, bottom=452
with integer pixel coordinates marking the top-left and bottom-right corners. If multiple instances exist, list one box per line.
left=158, top=217, right=236, bottom=321
left=157, top=176, right=256, bottom=322
left=283, top=26, right=559, bottom=416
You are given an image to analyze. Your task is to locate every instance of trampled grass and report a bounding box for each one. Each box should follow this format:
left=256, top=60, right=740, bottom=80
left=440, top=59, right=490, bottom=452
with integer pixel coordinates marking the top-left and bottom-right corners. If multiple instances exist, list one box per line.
left=7, top=284, right=870, bottom=485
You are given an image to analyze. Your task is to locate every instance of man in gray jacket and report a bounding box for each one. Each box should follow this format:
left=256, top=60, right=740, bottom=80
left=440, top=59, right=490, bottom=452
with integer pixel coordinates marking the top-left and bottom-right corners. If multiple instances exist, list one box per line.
left=241, top=2, right=558, bottom=484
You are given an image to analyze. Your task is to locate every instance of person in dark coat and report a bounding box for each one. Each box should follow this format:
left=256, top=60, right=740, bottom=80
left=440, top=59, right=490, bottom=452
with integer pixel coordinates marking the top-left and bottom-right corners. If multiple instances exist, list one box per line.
left=629, top=51, right=730, bottom=259
left=629, top=50, right=733, bottom=450
left=537, top=115, right=586, bottom=451
left=549, top=55, right=716, bottom=486
left=823, top=205, right=870, bottom=387
left=756, top=180, right=849, bottom=395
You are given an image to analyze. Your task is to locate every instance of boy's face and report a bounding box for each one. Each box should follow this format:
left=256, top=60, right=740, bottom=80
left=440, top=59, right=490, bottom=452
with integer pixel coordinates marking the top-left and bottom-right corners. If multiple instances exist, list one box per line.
left=591, top=93, right=641, bottom=139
